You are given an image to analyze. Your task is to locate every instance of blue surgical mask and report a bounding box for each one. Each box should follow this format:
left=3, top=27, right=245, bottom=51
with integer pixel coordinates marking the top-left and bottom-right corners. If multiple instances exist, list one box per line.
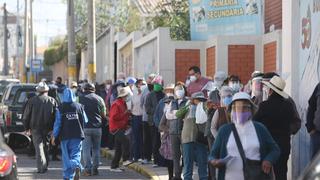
left=222, top=97, right=232, bottom=106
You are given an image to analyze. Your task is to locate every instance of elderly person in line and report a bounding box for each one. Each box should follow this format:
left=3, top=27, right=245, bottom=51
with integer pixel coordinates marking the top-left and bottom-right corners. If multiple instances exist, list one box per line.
left=208, top=92, right=280, bottom=180
left=210, top=86, right=233, bottom=138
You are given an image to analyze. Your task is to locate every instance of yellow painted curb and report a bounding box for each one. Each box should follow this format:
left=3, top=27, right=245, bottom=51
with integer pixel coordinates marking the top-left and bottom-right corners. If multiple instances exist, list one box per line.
left=101, top=149, right=160, bottom=180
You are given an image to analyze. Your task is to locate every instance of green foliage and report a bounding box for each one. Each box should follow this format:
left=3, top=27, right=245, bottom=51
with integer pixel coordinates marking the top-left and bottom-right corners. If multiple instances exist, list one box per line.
left=43, top=37, right=67, bottom=66
left=151, top=0, right=191, bottom=40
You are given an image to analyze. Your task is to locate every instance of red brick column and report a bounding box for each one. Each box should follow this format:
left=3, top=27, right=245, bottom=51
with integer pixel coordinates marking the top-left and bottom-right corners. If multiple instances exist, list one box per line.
left=175, top=49, right=200, bottom=82
left=206, top=47, right=216, bottom=78
left=264, top=42, right=277, bottom=72
left=228, top=45, right=255, bottom=84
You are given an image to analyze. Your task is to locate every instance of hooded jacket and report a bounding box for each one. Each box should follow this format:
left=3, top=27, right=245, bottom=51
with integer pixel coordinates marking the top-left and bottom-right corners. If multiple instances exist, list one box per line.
left=53, top=88, right=88, bottom=140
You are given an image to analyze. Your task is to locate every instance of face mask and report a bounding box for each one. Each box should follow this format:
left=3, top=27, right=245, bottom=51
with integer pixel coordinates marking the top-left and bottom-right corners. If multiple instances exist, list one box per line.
left=262, top=86, right=270, bottom=101
left=232, top=111, right=252, bottom=125
left=222, top=96, right=232, bottom=106
left=153, top=84, right=163, bottom=92
left=140, top=85, right=147, bottom=92
left=175, top=90, right=185, bottom=99
left=166, top=93, right=174, bottom=97
left=229, top=82, right=241, bottom=92
left=72, top=88, right=77, bottom=94
left=214, top=80, right=223, bottom=88
left=189, top=75, right=197, bottom=82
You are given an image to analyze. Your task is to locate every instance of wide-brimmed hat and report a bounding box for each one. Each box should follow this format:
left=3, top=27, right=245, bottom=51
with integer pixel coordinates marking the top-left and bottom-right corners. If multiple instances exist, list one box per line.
left=118, top=86, right=131, bottom=98
left=84, top=83, right=95, bottom=92
left=164, top=83, right=175, bottom=90
left=71, top=81, right=78, bottom=88
left=228, top=92, right=257, bottom=111
left=262, top=76, right=289, bottom=99
left=190, top=92, right=207, bottom=102
left=36, top=82, right=49, bottom=92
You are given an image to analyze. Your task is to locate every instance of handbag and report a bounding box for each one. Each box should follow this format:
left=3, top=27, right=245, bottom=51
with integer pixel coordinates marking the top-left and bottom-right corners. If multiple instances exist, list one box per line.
left=231, top=124, right=273, bottom=180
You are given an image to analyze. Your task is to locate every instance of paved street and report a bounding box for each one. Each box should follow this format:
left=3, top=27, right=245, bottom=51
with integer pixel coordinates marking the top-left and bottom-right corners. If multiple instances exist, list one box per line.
left=16, top=153, right=148, bottom=180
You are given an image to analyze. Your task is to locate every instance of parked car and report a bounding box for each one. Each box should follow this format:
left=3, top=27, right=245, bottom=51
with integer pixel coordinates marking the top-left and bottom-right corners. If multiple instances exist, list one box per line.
left=0, top=84, right=37, bottom=134
left=0, top=79, right=20, bottom=100
left=0, top=128, right=18, bottom=180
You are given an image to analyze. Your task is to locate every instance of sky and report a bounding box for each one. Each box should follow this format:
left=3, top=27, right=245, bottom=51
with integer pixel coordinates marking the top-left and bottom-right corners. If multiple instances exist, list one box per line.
left=0, top=0, right=67, bottom=47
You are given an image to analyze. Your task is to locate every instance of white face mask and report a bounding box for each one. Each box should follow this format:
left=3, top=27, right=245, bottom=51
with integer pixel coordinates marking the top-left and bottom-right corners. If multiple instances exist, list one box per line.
left=72, top=88, right=77, bottom=94
left=175, top=90, right=185, bottom=99
left=166, top=93, right=174, bottom=97
left=189, top=75, right=197, bottom=82
left=262, top=86, right=270, bottom=101
left=229, top=82, right=241, bottom=92
left=140, top=85, right=147, bottom=91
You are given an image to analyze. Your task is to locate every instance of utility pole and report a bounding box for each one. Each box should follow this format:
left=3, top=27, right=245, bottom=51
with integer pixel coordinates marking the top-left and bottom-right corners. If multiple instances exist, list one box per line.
left=16, top=0, right=20, bottom=79
left=87, top=0, right=96, bottom=83
left=3, top=3, right=9, bottom=75
left=67, top=0, right=77, bottom=85
left=22, top=0, right=28, bottom=83
left=29, top=0, right=34, bottom=83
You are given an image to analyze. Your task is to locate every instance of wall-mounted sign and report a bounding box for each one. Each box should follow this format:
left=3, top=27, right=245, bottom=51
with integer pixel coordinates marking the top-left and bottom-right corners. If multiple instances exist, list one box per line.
left=189, top=0, right=263, bottom=40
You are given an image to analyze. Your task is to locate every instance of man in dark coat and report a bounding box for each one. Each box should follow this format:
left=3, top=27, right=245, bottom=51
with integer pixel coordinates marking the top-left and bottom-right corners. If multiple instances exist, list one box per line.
left=253, top=76, right=296, bottom=180
left=23, top=82, right=58, bottom=173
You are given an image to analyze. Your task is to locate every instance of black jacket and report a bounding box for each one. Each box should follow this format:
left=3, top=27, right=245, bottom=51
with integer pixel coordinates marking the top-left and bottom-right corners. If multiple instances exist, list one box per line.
left=23, top=94, right=58, bottom=132
left=306, top=83, right=320, bottom=132
left=253, top=93, right=295, bottom=153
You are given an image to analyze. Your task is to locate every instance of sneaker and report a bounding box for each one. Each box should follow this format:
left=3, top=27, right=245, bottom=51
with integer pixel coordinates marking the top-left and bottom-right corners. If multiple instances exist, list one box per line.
left=123, top=160, right=134, bottom=166
left=81, top=170, right=91, bottom=176
left=74, top=167, right=80, bottom=180
left=110, top=168, right=124, bottom=172
left=92, top=168, right=99, bottom=176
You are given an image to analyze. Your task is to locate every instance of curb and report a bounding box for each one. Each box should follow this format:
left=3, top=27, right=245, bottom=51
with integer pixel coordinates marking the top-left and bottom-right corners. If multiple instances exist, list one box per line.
left=101, top=148, right=160, bottom=180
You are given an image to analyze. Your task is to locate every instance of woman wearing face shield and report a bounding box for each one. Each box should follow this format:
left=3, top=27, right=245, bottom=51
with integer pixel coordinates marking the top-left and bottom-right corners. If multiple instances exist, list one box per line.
left=208, top=92, right=280, bottom=180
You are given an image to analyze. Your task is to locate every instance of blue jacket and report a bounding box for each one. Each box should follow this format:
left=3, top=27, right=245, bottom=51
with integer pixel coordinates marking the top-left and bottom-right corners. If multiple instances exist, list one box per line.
left=53, top=88, right=88, bottom=139
left=208, top=121, right=280, bottom=180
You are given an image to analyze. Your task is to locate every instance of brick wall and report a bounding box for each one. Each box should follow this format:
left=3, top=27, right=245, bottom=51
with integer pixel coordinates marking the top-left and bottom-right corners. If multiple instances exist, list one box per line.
left=265, top=0, right=282, bottom=33
left=228, top=45, right=255, bottom=84
left=175, top=49, right=200, bottom=82
left=264, top=42, right=277, bottom=72
left=206, top=47, right=216, bottom=78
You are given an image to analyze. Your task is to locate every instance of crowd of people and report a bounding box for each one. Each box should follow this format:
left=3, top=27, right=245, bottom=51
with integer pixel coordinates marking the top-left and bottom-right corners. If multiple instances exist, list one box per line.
left=23, top=64, right=320, bottom=180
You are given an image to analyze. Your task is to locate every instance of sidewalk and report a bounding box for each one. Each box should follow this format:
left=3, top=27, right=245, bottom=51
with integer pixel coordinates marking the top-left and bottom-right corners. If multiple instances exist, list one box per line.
left=101, top=148, right=200, bottom=180
left=101, top=148, right=169, bottom=180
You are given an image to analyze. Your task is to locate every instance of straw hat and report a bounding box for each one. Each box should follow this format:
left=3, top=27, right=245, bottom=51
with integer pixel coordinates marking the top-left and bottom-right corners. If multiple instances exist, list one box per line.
left=262, top=76, right=289, bottom=99
left=118, top=86, right=131, bottom=98
left=36, top=82, right=49, bottom=92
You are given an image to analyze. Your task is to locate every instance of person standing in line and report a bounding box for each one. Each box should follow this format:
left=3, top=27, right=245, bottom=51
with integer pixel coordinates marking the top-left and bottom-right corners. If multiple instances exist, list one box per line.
left=131, top=79, right=145, bottom=162
left=145, top=77, right=165, bottom=167
left=109, top=87, right=132, bottom=172
left=79, top=83, right=107, bottom=176
left=23, top=82, right=58, bottom=173
left=165, top=83, right=188, bottom=180
left=253, top=76, right=296, bottom=180
left=186, top=66, right=210, bottom=96
left=51, top=88, right=88, bottom=180
left=176, top=92, right=209, bottom=180
left=141, top=74, right=156, bottom=164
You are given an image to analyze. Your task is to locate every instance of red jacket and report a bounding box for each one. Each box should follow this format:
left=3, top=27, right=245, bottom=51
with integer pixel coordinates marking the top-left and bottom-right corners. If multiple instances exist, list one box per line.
left=109, top=98, right=129, bottom=133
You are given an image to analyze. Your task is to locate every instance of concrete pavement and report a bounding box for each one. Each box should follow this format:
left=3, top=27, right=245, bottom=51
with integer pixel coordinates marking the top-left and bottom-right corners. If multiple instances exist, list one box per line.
left=17, top=153, right=147, bottom=180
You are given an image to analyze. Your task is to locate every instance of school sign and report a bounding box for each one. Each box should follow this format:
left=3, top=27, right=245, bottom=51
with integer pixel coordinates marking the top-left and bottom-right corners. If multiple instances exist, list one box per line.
left=189, top=0, right=263, bottom=40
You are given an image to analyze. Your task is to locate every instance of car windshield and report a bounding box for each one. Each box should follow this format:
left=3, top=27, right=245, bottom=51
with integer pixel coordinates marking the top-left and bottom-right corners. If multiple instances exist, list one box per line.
left=2, top=86, right=19, bottom=104
left=0, top=80, right=19, bottom=94
left=13, top=90, right=36, bottom=107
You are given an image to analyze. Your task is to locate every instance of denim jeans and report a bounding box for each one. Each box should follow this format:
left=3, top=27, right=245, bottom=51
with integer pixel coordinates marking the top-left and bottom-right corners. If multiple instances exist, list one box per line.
left=82, top=128, right=102, bottom=172
left=182, top=142, right=208, bottom=180
left=311, top=131, right=320, bottom=158
left=132, top=115, right=143, bottom=161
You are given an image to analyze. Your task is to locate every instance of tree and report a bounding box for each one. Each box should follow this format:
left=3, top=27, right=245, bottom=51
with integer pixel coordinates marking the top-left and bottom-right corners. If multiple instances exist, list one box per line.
left=151, top=0, right=191, bottom=40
